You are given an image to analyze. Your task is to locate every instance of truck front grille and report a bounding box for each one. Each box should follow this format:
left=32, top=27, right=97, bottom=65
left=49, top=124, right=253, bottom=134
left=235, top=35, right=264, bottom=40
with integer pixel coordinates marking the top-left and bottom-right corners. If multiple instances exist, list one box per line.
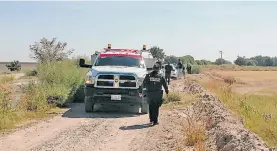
left=96, top=81, right=113, bottom=87
left=119, top=81, right=136, bottom=87
left=119, top=75, right=135, bottom=80
left=95, top=74, right=137, bottom=88
left=98, top=75, right=114, bottom=80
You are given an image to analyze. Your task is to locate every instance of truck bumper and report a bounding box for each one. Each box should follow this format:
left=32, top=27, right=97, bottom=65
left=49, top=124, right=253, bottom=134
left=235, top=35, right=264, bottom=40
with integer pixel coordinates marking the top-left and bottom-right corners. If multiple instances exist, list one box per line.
left=84, top=85, right=146, bottom=105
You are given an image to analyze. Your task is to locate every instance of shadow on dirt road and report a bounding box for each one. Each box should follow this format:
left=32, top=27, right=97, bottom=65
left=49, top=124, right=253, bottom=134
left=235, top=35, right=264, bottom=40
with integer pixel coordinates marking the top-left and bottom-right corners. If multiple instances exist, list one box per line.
left=62, top=103, right=141, bottom=119
left=119, top=123, right=153, bottom=130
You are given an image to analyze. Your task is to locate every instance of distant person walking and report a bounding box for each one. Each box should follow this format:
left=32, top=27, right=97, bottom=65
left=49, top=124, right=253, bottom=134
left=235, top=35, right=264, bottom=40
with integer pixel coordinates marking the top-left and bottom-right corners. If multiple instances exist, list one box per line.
left=164, top=62, right=173, bottom=85
left=177, top=59, right=183, bottom=79
left=182, top=65, right=186, bottom=78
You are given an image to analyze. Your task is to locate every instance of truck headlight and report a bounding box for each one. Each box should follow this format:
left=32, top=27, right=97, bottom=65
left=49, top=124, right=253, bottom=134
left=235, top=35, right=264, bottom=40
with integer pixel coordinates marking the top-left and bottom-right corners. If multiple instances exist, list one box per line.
left=85, top=75, right=95, bottom=85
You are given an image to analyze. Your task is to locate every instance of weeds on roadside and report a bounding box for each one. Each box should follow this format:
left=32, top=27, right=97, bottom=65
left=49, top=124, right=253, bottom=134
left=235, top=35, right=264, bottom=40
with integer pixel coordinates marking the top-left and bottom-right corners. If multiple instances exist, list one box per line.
left=25, top=69, right=38, bottom=77
left=164, top=92, right=182, bottom=103
left=200, top=79, right=277, bottom=148
left=182, top=107, right=206, bottom=150
left=0, top=83, right=19, bottom=130
left=0, top=59, right=88, bottom=131
left=0, top=75, right=15, bottom=83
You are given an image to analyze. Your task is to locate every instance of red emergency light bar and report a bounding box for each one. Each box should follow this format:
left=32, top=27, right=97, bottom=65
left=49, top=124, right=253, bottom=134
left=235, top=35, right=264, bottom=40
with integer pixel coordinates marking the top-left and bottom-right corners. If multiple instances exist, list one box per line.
left=104, top=48, right=140, bottom=53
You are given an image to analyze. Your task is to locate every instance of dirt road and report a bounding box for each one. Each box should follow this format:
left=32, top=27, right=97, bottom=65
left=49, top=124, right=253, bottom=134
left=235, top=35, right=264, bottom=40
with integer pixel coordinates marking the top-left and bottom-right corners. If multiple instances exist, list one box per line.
left=0, top=103, right=186, bottom=151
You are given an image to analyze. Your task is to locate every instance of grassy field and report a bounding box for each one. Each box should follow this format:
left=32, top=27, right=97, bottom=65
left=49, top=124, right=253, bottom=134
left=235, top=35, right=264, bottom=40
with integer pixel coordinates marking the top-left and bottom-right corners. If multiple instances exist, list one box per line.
left=193, top=67, right=277, bottom=148
left=0, top=62, right=37, bottom=74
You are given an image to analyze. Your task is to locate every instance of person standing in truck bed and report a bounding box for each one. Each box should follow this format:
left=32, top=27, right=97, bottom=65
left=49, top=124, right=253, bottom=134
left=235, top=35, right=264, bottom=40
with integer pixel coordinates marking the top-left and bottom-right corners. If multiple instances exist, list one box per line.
left=143, top=63, right=169, bottom=125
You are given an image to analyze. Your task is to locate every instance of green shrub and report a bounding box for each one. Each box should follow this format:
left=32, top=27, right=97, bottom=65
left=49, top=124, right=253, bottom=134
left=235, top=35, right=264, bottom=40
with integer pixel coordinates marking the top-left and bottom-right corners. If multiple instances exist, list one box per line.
left=191, top=65, right=200, bottom=74
left=24, top=60, right=87, bottom=107
left=25, top=69, right=38, bottom=77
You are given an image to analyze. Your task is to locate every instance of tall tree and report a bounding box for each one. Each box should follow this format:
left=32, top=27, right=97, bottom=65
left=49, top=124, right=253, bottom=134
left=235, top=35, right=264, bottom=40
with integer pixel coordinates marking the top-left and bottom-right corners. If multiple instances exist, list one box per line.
left=234, top=56, right=246, bottom=66
left=29, top=37, right=74, bottom=63
left=179, top=55, right=195, bottom=65
left=164, top=55, right=178, bottom=64
left=6, top=60, right=21, bottom=71
left=215, top=58, right=232, bottom=65
left=147, top=46, right=165, bottom=60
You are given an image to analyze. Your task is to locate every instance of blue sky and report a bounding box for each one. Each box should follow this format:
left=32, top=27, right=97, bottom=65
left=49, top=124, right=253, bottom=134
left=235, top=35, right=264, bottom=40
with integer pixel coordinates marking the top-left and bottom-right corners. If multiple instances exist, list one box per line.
left=1, top=1, right=277, bottom=62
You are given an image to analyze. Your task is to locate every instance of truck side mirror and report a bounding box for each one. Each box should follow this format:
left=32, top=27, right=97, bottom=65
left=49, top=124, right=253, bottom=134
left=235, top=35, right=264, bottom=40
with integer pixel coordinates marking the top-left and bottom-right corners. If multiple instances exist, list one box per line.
left=79, top=59, right=85, bottom=66
left=79, top=58, right=92, bottom=68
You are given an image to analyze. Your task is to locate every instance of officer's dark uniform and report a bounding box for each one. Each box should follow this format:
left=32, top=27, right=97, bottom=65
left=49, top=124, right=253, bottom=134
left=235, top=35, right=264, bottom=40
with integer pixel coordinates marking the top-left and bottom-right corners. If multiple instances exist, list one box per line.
left=143, top=64, right=169, bottom=125
left=164, top=63, right=173, bottom=85
left=187, top=64, right=192, bottom=74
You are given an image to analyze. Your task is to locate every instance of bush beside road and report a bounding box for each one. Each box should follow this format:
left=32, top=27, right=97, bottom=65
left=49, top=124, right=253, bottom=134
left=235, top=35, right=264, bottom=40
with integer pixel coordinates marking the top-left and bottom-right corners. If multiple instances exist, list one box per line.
left=0, top=59, right=87, bottom=131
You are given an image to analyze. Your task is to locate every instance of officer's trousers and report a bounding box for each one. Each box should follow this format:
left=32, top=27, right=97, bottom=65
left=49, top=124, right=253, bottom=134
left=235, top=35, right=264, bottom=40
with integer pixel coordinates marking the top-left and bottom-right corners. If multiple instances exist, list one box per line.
left=165, top=73, right=170, bottom=85
left=187, top=67, right=191, bottom=74
left=177, top=69, right=183, bottom=78
left=148, top=99, right=160, bottom=123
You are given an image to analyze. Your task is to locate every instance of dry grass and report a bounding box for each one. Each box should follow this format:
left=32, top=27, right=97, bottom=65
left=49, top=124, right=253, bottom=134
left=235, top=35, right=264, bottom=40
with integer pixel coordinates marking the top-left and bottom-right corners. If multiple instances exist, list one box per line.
left=182, top=107, right=206, bottom=151
left=0, top=75, right=15, bottom=83
left=205, top=70, right=277, bottom=95
left=211, top=70, right=277, bottom=82
left=165, top=92, right=182, bottom=103
left=201, top=64, right=277, bottom=71
left=162, top=92, right=197, bottom=110
left=196, top=70, right=277, bottom=148
left=162, top=90, right=207, bottom=151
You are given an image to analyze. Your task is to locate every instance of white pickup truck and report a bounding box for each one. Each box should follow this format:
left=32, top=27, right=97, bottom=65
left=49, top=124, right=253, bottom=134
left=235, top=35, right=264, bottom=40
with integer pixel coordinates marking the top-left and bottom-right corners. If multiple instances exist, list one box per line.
left=79, top=44, right=157, bottom=113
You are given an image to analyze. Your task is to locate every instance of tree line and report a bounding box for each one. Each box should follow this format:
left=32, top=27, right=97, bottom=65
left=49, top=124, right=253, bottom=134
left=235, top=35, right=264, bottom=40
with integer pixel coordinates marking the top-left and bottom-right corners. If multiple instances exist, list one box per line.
left=5, top=44, right=232, bottom=71
left=146, top=46, right=231, bottom=66
left=234, top=55, right=277, bottom=66
left=6, top=40, right=277, bottom=72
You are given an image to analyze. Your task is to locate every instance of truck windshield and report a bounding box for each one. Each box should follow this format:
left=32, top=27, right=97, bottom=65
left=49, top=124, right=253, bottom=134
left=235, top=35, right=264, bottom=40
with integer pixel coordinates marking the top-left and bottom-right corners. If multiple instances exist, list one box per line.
left=94, top=56, right=142, bottom=67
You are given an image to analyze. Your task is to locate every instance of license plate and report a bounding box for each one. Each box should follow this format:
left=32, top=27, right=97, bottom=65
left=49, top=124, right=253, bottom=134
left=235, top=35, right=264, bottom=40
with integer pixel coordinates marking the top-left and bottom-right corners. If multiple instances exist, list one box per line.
left=111, top=95, right=121, bottom=100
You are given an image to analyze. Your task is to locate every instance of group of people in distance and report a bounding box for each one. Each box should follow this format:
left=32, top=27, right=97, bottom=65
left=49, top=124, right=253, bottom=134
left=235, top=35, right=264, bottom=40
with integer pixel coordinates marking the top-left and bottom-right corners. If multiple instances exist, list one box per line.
left=163, top=59, right=191, bottom=85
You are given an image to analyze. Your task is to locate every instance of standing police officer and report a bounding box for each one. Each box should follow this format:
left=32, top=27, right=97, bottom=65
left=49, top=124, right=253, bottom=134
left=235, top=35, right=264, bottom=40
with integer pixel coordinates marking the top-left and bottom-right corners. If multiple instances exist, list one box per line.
left=143, top=63, right=169, bottom=125
left=187, top=63, right=192, bottom=74
left=177, top=59, right=184, bottom=78
left=164, top=62, right=173, bottom=85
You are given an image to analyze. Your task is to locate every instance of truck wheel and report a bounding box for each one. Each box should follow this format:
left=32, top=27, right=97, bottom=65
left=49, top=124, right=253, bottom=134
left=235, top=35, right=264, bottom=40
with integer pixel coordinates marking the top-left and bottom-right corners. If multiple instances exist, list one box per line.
left=85, top=96, right=94, bottom=112
left=141, top=103, right=149, bottom=114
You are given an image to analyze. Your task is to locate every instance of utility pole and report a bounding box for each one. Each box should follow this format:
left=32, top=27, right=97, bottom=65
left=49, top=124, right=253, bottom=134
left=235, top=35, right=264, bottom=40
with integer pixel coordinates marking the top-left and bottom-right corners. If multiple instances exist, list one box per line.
left=219, top=50, right=223, bottom=65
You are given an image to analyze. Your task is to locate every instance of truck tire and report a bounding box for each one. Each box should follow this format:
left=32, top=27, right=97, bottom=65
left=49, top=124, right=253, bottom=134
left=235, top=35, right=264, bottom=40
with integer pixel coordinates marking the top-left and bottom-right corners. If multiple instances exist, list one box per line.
left=141, top=103, right=149, bottom=114
left=85, top=96, right=94, bottom=112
